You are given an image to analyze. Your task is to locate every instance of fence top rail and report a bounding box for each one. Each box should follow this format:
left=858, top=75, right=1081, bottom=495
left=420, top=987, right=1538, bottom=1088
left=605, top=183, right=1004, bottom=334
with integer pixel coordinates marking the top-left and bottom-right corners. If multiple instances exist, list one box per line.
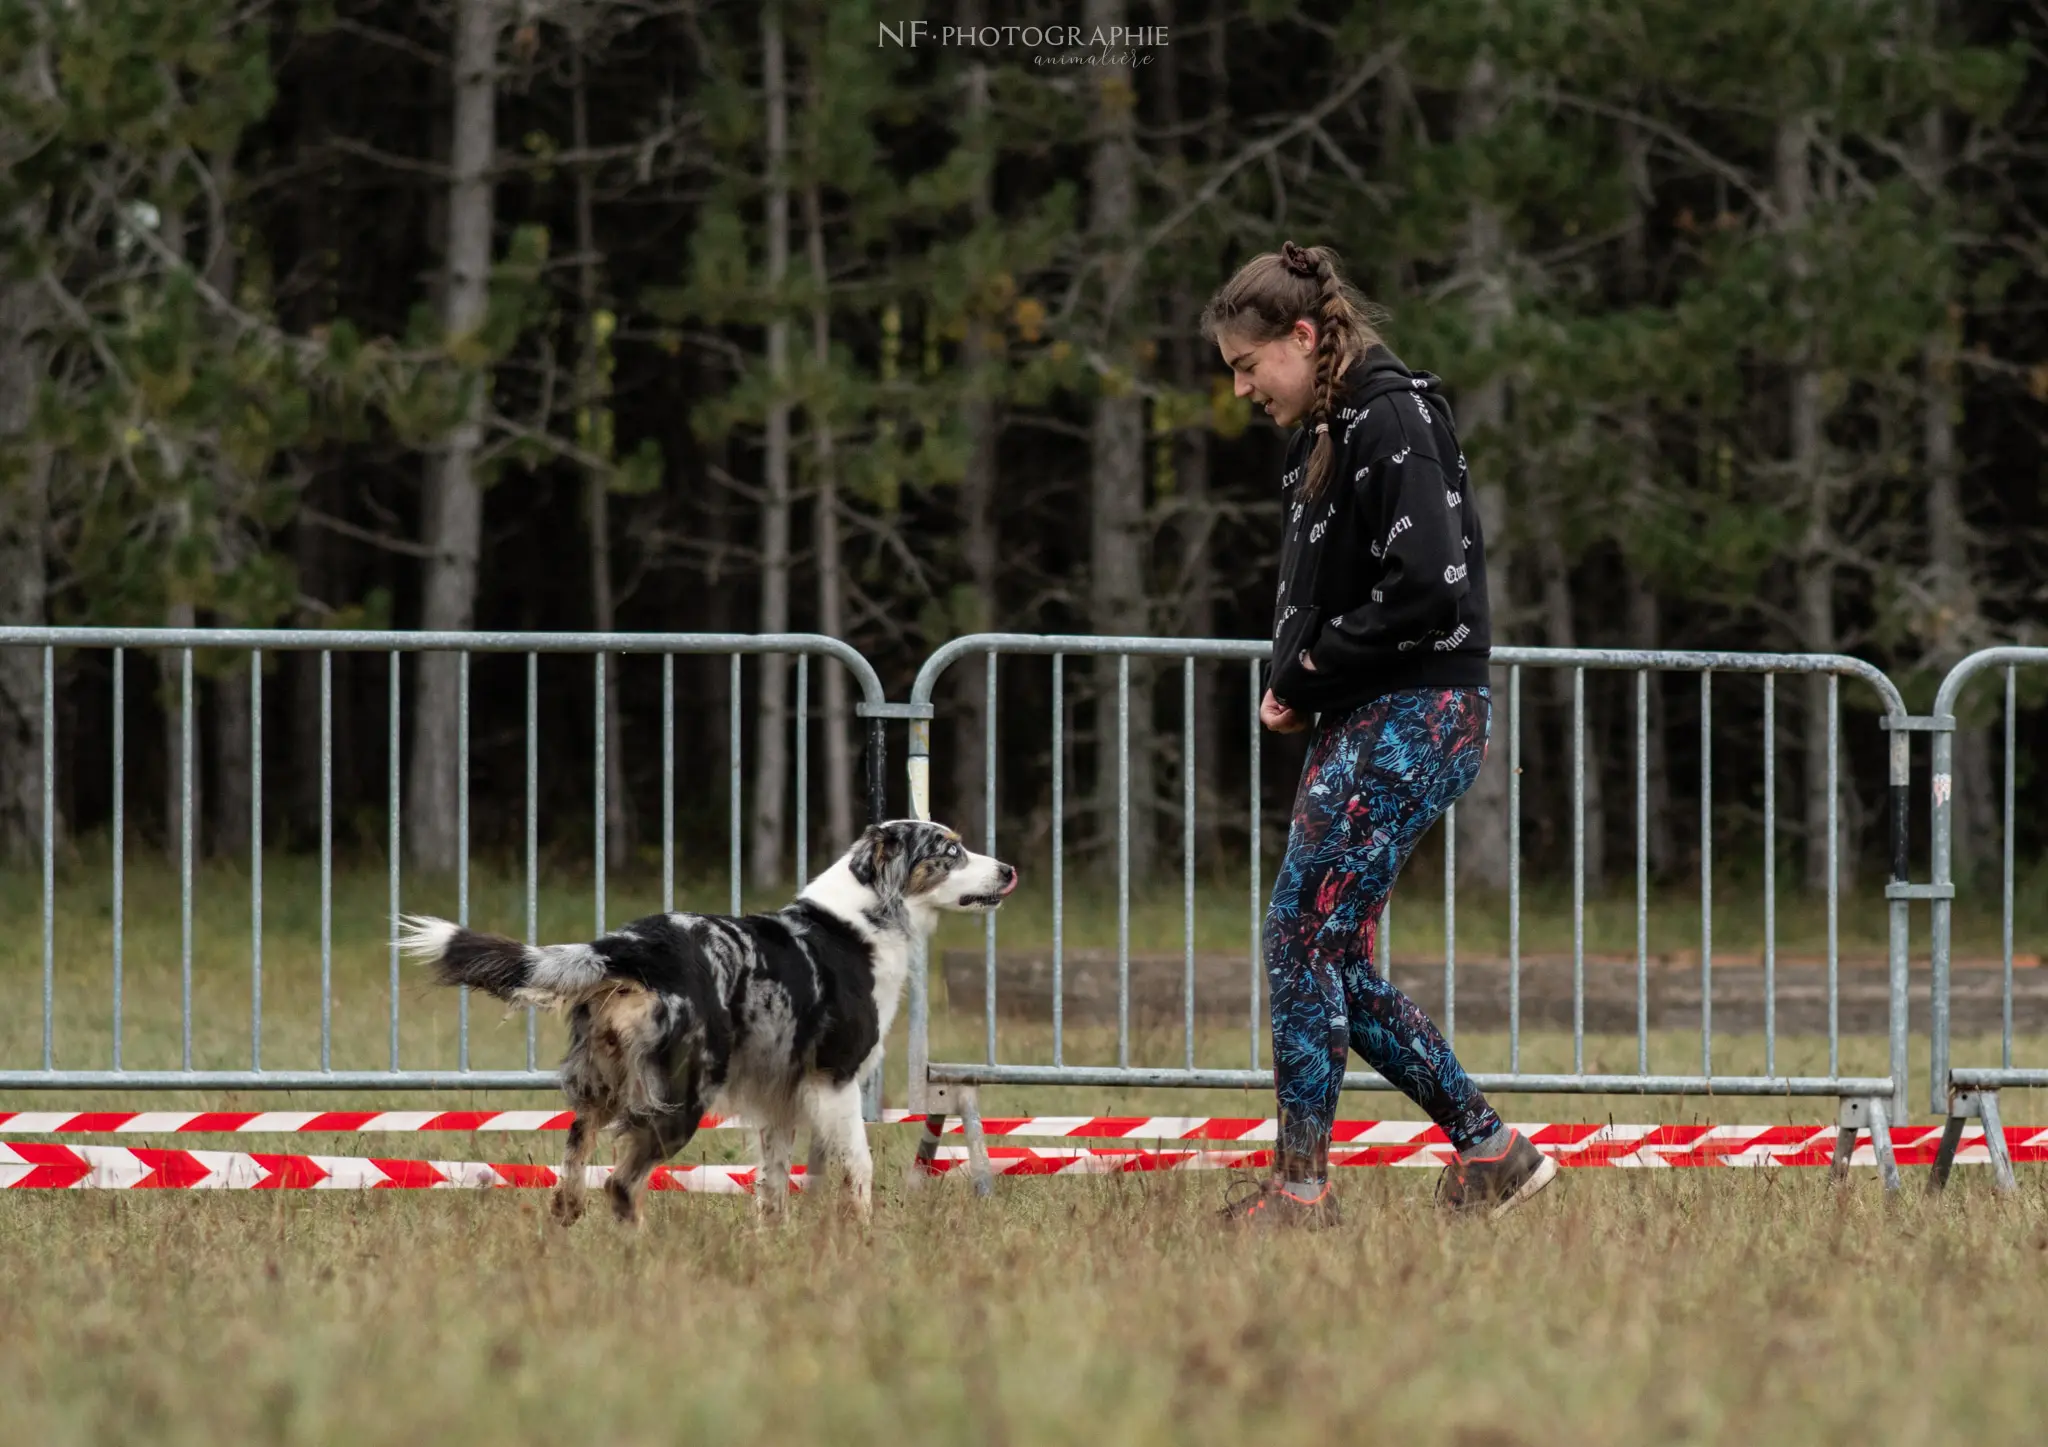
left=0, top=627, right=887, bottom=709
left=911, top=633, right=1907, bottom=717
left=1933, top=645, right=2048, bottom=715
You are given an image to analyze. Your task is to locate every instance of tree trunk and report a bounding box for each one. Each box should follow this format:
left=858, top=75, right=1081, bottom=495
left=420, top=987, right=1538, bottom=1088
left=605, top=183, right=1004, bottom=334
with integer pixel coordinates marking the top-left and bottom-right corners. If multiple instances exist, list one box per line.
left=1618, top=120, right=1674, bottom=879
left=1919, top=103, right=1995, bottom=876
left=212, top=664, right=253, bottom=860
left=1452, top=37, right=1514, bottom=893
left=950, top=0, right=999, bottom=847
left=160, top=602, right=197, bottom=861
left=1085, top=0, right=1155, bottom=883
left=1624, top=582, right=1676, bottom=878
left=749, top=0, right=793, bottom=887
left=949, top=341, right=999, bottom=845
left=1533, top=513, right=1605, bottom=893
left=206, top=147, right=253, bottom=862
left=0, top=260, right=54, bottom=862
left=1157, top=0, right=1222, bottom=862
left=290, top=473, right=330, bottom=849
left=1377, top=27, right=1414, bottom=297
left=573, top=40, right=631, bottom=862
left=155, top=166, right=201, bottom=864
left=409, top=0, right=499, bottom=873
left=1777, top=114, right=1845, bottom=896
left=803, top=174, right=855, bottom=854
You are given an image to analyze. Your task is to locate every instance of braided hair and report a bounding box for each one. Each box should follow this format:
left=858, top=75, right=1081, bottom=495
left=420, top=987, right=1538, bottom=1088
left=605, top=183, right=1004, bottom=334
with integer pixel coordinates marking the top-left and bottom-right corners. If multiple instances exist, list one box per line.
left=1200, top=242, right=1385, bottom=500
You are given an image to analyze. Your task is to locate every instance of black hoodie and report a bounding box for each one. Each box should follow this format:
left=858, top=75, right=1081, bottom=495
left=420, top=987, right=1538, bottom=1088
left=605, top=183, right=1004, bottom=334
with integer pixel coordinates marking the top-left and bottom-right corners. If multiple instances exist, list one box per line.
left=1264, top=345, right=1492, bottom=715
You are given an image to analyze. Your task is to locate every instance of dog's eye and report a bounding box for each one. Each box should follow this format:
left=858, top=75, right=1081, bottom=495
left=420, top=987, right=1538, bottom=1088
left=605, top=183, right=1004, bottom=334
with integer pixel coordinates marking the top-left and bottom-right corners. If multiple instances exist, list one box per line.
left=949, top=843, right=964, bottom=859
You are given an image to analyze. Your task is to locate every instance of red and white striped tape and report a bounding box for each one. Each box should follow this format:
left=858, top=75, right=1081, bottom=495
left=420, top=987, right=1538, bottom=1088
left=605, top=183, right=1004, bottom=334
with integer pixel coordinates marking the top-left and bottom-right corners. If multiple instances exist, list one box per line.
left=0, top=1141, right=782, bottom=1193
left=1, top=1110, right=2043, bottom=1160
left=0, top=1109, right=736, bottom=1135
left=916, top=1124, right=2048, bottom=1176
left=0, top=1108, right=952, bottom=1135
left=2, top=1126, right=2039, bottom=1190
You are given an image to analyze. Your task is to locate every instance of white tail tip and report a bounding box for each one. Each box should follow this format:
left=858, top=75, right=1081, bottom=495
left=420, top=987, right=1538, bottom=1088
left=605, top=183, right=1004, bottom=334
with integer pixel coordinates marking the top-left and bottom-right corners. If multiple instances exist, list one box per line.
left=394, top=914, right=460, bottom=963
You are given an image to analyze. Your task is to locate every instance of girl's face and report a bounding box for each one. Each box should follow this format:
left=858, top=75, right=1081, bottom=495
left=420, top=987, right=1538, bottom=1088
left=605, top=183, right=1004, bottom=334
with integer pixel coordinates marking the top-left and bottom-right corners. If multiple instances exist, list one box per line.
left=1217, top=320, right=1319, bottom=428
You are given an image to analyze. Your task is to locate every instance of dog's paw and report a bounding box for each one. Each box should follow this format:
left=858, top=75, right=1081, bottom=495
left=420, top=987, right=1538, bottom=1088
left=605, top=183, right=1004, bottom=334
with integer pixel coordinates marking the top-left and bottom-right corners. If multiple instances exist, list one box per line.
left=550, top=1189, right=586, bottom=1227
left=605, top=1181, right=643, bottom=1228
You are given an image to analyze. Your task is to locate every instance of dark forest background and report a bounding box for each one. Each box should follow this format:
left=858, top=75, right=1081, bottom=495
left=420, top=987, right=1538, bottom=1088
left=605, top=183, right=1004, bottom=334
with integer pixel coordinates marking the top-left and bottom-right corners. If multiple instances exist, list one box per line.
left=2, top=0, right=2045, bottom=895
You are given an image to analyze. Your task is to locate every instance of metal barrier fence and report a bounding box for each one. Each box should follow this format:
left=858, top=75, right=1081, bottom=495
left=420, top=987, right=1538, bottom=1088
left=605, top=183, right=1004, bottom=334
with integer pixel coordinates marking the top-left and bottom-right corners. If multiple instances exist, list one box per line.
left=0, top=627, right=888, bottom=1096
left=902, top=635, right=1915, bottom=1191
left=12, top=624, right=1994, bottom=1195
left=1927, top=646, right=2048, bottom=1193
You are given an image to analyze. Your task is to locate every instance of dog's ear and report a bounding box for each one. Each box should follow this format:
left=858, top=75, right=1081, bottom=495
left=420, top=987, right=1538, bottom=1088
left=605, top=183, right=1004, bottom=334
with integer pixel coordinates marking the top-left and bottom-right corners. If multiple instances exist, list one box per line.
left=848, top=825, right=891, bottom=888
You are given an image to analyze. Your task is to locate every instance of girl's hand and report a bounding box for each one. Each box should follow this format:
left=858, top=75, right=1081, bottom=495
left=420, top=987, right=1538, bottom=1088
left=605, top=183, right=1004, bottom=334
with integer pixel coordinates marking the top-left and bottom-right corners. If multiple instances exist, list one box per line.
left=1261, top=688, right=1308, bottom=734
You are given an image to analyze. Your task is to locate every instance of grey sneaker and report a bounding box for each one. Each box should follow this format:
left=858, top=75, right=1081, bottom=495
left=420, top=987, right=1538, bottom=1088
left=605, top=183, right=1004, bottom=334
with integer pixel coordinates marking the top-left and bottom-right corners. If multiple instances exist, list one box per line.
left=1220, top=1174, right=1343, bottom=1230
left=1436, top=1131, right=1559, bottom=1219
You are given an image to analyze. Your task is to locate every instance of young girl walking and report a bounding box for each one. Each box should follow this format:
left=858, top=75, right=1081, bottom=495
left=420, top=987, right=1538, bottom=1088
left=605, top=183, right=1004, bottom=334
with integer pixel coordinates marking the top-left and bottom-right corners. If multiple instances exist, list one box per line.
left=1204, top=242, right=1557, bottom=1225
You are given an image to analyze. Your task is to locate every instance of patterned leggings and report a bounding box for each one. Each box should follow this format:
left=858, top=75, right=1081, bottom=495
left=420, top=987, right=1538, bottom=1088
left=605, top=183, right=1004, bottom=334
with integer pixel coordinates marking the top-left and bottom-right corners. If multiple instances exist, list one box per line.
left=1266, top=687, right=1503, bottom=1171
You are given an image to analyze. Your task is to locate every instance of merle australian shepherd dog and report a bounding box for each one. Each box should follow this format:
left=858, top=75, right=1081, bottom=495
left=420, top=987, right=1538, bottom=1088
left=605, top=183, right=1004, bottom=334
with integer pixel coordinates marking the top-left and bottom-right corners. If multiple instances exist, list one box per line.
left=398, top=819, right=1015, bottom=1227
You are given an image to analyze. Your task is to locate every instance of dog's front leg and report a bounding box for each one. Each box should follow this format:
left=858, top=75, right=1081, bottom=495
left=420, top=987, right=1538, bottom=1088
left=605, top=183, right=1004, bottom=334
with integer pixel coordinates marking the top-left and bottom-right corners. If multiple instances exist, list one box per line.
left=755, top=1124, right=796, bottom=1220
left=810, top=1081, right=873, bottom=1225
left=552, top=1109, right=606, bottom=1226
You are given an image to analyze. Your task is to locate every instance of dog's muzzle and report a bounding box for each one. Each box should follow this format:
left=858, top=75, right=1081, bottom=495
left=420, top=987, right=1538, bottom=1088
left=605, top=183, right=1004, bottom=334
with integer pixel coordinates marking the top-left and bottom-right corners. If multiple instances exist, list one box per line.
left=959, top=861, right=1020, bottom=909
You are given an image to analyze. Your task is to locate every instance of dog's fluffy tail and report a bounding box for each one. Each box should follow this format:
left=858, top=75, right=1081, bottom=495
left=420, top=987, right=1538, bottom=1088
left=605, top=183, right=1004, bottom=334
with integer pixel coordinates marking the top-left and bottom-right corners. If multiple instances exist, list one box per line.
left=396, top=915, right=609, bottom=1007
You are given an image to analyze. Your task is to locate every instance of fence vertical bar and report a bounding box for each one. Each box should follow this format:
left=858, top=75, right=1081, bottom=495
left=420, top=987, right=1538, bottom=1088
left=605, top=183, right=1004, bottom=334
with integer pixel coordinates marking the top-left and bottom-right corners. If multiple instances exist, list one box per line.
left=659, top=659, right=675, bottom=916
left=1700, top=670, right=1713, bottom=1079
left=1443, top=803, right=1456, bottom=1045
left=795, top=654, right=808, bottom=891
left=1572, top=666, right=1586, bottom=1073
left=1826, top=674, right=1839, bottom=1077
left=1051, top=653, right=1064, bottom=1068
left=2004, top=666, right=2016, bottom=1069
left=984, top=651, right=997, bottom=1066
left=1886, top=694, right=1912, bottom=1129
left=111, top=649, right=124, bottom=1070
left=42, top=646, right=54, bottom=1071
left=1117, top=653, right=1131, bottom=1070
left=595, top=652, right=607, bottom=936
left=730, top=655, right=742, bottom=915
left=250, top=652, right=263, bottom=1071
left=388, top=652, right=401, bottom=1073
left=180, top=647, right=194, bottom=1072
left=904, top=708, right=931, bottom=1115
left=1929, top=696, right=1954, bottom=1115
left=1635, top=669, right=1648, bottom=1077
left=1695, top=667, right=1712, bottom=1072
left=662, top=654, right=675, bottom=913
left=1184, top=657, right=1196, bottom=1072
left=1763, top=674, right=1776, bottom=1077
left=320, top=651, right=332, bottom=1073
left=526, top=652, right=539, bottom=1069
left=1248, top=659, right=1261, bottom=1070
left=1510, top=664, right=1522, bottom=1075
left=458, top=651, right=470, bottom=1071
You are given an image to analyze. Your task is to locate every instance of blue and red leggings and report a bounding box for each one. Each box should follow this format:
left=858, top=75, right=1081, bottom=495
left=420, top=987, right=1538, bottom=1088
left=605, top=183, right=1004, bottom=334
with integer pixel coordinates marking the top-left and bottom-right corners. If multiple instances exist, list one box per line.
left=1266, top=686, right=1503, bottom=1174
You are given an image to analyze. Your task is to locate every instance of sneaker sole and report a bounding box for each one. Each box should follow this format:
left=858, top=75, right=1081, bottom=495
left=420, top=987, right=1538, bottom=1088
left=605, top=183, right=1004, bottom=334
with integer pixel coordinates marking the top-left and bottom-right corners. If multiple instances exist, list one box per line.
left=1489, top=1152, right=1559, bottom=1220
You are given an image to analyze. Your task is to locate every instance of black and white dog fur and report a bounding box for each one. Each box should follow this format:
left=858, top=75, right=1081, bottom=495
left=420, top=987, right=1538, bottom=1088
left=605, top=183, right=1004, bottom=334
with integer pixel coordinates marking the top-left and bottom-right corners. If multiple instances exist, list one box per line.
left=397, top=820, right=1015, bottom=1227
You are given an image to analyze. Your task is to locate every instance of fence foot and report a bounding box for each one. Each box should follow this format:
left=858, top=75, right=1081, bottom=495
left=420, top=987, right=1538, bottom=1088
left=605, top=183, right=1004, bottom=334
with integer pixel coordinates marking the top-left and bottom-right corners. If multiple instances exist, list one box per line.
left=958, top=1087, right=995, bottom=1198
left=1866, top=1098, right=1900, bottom=1194
left=908, top=1110, right=948, bottom=1190
left=1979, top=1090, right=2018, bottom=1193
left=1832, top=1098, right=1899, bottom=1192
left=1928, top=1111, right=1967, bottom=1195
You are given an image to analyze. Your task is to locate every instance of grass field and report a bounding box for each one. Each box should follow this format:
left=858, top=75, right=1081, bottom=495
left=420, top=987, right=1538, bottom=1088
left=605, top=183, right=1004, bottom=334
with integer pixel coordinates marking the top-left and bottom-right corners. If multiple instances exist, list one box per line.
left=3, top=853, right=2045, bottom=1444
left=3, top=1159, right=2046, bottom=1444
